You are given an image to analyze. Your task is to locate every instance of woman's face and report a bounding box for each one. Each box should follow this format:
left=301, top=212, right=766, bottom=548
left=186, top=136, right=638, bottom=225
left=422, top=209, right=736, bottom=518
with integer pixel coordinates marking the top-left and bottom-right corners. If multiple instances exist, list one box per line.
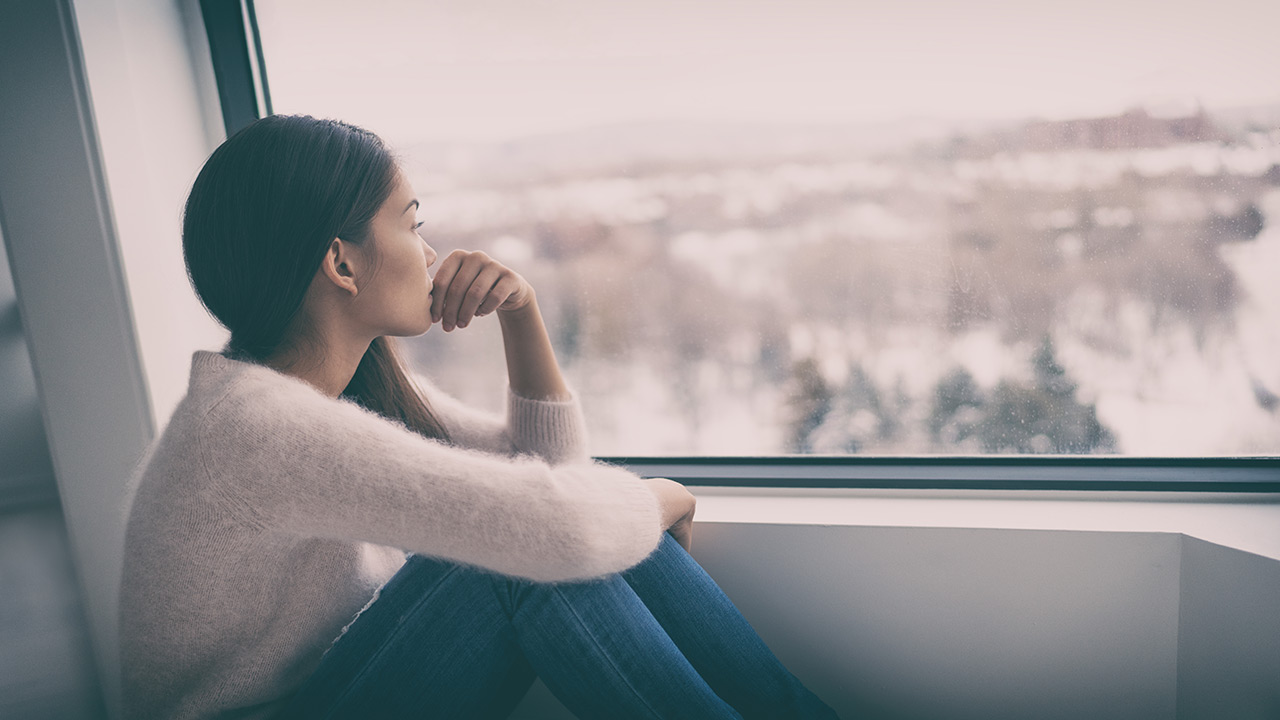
left=350, top=170, right=439, bottom=337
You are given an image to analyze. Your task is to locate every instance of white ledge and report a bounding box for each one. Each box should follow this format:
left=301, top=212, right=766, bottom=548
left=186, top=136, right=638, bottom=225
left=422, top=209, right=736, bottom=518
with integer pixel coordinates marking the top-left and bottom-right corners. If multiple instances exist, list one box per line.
left=686, top=485, right=1280, bottom=561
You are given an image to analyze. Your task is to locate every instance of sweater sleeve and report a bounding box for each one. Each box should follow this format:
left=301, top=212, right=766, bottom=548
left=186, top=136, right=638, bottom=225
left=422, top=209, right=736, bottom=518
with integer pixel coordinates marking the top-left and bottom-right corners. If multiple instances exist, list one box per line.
left=201, top=376, right=664, bottom=583
left=409, top=372, right=591, bottom=465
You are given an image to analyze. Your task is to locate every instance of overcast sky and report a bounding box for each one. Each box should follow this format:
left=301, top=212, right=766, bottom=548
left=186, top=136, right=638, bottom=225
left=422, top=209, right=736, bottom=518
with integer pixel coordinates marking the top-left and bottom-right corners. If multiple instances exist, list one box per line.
left=256, top=0, right=1280, bottom=145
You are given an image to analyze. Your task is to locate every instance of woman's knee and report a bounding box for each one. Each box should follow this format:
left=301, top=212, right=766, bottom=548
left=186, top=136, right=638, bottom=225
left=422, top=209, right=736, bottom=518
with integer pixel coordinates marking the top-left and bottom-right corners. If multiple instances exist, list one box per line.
left=623, top=531, right=688, bottom=575
left=384, top=554, right=515, bottom=617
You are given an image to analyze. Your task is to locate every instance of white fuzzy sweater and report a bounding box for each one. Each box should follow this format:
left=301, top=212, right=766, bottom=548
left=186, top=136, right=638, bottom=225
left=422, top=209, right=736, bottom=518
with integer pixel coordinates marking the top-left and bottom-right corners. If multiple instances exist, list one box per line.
left=118, top=348, right=665, bottom=720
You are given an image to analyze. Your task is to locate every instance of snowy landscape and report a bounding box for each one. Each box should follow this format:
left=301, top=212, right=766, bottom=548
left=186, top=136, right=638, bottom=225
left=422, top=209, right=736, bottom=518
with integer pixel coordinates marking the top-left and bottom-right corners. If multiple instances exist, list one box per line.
left=400, top=108, right=1280, bottom=456
left=252, top=0, right=1280, bottom=456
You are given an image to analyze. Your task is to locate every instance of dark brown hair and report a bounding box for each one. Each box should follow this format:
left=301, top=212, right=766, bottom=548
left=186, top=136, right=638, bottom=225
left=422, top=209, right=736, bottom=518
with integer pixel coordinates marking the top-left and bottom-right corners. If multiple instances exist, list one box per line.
left=181, top=114, right=450, bottom=442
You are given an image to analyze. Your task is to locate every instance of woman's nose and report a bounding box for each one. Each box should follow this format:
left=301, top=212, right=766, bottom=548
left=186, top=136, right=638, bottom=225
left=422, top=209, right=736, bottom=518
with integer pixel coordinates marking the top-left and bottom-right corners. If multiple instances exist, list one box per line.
left=421, top=237, right=437, bottom=266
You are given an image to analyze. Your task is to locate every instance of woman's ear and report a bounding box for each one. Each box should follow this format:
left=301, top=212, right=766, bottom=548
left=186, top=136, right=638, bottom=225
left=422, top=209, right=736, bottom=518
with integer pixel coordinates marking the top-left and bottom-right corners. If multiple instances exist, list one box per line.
left=319, top=237, right=360, bottom=297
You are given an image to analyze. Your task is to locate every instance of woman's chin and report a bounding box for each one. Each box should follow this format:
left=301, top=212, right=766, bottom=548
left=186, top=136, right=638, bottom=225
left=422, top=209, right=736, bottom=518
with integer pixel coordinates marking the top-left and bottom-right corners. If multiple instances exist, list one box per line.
left=389, top=317, right=434, bottom=338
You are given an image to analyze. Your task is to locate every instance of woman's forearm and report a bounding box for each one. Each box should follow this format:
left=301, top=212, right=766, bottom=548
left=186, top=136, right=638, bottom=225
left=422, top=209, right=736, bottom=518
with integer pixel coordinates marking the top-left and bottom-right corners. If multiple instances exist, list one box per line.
left=497, top=293, right=573, bottom=401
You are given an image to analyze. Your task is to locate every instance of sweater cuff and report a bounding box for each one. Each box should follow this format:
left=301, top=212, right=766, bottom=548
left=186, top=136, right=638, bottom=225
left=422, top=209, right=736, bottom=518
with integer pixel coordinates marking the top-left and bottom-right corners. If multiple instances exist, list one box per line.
left=506, top=385, right=591, bottom=464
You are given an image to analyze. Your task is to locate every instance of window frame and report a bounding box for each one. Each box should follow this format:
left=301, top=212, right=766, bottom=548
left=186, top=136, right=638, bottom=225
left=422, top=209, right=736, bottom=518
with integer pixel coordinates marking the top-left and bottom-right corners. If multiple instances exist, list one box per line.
left=207, top=0, right=1280, bottom=492
left=598, top=456, right=1280, bottom=492
left=199, top=0, right=272, bottom=136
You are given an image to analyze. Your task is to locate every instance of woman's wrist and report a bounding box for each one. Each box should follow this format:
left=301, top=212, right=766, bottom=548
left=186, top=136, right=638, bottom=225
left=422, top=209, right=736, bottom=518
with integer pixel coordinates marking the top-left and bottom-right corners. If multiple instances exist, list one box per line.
left=496, top=288, right=538, bottom=318
left=498, top=293, right=572, bottom=402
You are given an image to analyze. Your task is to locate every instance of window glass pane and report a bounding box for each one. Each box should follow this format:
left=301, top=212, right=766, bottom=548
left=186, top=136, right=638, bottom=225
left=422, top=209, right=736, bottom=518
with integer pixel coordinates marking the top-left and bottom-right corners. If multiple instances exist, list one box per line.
left=255, top=0, right=1280, bottom=456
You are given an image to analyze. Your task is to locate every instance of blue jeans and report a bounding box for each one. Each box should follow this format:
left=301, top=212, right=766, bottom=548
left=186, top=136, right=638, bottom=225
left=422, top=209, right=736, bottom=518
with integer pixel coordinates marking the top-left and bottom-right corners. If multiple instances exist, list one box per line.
left=277, top=532, right=840, bottom=719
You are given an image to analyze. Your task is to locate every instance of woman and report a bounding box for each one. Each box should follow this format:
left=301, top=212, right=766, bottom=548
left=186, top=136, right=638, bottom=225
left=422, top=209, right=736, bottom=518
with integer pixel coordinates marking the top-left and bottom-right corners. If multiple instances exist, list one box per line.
left=118, top=114, right=839, bottom=719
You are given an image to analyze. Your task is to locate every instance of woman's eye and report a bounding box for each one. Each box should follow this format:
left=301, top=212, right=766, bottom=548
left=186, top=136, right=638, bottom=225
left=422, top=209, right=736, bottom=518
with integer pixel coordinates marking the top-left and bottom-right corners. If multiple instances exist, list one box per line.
left=414, top=220, right=425, bottom=230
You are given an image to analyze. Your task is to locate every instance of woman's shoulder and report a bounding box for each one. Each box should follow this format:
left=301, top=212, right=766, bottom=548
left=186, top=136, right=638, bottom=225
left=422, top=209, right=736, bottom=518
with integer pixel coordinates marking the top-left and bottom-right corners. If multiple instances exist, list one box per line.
left=192, top=351, right=430, bottom=462
left=126, top=351, right=376, bottom=519
left=121, top=352, right=290, bottom=526
left=186, top=348, right=345, bottom=421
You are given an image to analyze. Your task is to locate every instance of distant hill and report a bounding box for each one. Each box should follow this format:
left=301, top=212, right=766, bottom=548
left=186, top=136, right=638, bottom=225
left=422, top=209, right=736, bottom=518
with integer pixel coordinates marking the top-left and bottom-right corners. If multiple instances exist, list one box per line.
left=399, top=102, right=1280, bottom=184
left=398, top=116, right=993, bottom=184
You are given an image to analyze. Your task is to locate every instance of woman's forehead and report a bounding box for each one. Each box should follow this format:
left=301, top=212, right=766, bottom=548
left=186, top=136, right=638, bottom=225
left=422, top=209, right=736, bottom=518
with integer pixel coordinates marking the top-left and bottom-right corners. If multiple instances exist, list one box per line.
left=383, top=172, right=416, bottom=213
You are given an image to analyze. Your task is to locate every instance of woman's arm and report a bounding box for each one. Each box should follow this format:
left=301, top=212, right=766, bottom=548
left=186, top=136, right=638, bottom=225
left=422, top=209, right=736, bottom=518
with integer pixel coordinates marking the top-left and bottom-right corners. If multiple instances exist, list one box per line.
left=204, top=375, right=664, bottom=583
left=426, top=250, right=588, bottom=463
left=417, top=250, right=698, bottom=552
left=410, top=369, right=591, bottom=465
left=497, top=293, right=572, bottom=402
left=431, top=249, right=571, bottom=403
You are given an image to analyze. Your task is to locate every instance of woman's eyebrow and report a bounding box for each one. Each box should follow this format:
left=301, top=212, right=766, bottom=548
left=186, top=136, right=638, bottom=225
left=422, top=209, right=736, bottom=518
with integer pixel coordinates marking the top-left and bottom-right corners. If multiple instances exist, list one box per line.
left=403, top=199, right=419, bottom=214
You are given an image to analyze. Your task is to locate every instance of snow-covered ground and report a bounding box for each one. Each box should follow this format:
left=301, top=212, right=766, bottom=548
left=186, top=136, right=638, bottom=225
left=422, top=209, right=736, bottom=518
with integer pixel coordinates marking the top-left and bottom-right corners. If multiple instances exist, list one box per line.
left=1054, top=188, right=1280, bottom=455
left=410, top=131, right=1280, bottom=456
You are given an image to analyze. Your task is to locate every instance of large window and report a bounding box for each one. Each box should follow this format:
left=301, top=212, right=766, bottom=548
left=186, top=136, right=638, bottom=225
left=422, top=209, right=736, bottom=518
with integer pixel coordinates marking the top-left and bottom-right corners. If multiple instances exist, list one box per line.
left=253, top=0, right=1280, bottom=457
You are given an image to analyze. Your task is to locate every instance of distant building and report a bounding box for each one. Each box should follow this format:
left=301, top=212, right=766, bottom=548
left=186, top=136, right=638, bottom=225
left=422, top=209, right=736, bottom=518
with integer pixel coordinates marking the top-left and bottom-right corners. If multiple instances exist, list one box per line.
left=1020, top=107, right=1218, bottom=151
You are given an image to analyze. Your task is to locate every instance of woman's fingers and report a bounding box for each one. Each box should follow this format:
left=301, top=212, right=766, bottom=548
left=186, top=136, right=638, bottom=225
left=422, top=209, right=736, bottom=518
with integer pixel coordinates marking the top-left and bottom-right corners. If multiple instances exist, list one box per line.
left=437, top=251, right=487, bottom=330
left=473, top=274, right=515, bottom=318
left=455, top=266, right=503, bottom=328
left=431, top=250, right=527, bottom=331
left=668, top=517, right=693, bottom=553
left=488, top=275, right=525, bottom=313
left=441, top=257, right=484, bottom=331
left=429, top=250, right=466, bottom=324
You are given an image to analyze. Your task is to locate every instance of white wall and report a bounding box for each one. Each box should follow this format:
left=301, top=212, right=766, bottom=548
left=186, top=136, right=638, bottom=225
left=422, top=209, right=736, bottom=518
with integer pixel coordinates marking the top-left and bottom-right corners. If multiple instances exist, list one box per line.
left=71, top=0, right=228, bottom=427
left=0, top=1, right=226, bottom=717
left=0, top=2, right=147, bottom=717
left=68, top=0, right=227, bottom=713
left=1176, top=537, right=1280, bottom=719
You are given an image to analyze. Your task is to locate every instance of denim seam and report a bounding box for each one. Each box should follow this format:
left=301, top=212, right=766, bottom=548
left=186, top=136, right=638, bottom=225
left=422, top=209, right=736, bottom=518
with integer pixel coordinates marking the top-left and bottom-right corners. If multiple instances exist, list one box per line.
left=548, top=585, right=667, bottom=720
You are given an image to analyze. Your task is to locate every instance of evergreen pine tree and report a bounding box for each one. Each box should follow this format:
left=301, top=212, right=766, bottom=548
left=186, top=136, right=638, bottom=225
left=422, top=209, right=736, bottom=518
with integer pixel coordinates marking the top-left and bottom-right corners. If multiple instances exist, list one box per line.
left=974, top=334, right=1117, bottom=453
left=786, top=357, right=833, bottom=453
left=930, top=367, right=984, bottom=447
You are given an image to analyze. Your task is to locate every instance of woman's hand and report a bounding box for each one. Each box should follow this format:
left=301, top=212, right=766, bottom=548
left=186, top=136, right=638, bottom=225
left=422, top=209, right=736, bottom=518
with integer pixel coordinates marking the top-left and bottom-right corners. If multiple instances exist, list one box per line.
left=429, top=250, right=535, bottom=332
left=643, top=477, right=697, bottom=553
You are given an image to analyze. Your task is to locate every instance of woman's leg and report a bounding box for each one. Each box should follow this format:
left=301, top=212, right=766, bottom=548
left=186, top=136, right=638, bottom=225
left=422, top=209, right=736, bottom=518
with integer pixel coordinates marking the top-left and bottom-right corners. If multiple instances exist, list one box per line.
left=276, top=553, right=539, bottom=720
left=620, top=533, right=840, bottom=719
left=281, top=534, right=837, bottom=719
left=496, top=559, right=746, bottom=719
left=277, top=549, right=743, bottom=720
left=506, top=533, right=839, bottom=720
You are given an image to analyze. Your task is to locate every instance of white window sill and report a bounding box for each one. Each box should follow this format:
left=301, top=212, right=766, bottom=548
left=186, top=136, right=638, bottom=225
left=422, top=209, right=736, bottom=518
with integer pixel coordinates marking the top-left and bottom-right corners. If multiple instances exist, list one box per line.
left=687, top=485, right=1280, bottom=561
